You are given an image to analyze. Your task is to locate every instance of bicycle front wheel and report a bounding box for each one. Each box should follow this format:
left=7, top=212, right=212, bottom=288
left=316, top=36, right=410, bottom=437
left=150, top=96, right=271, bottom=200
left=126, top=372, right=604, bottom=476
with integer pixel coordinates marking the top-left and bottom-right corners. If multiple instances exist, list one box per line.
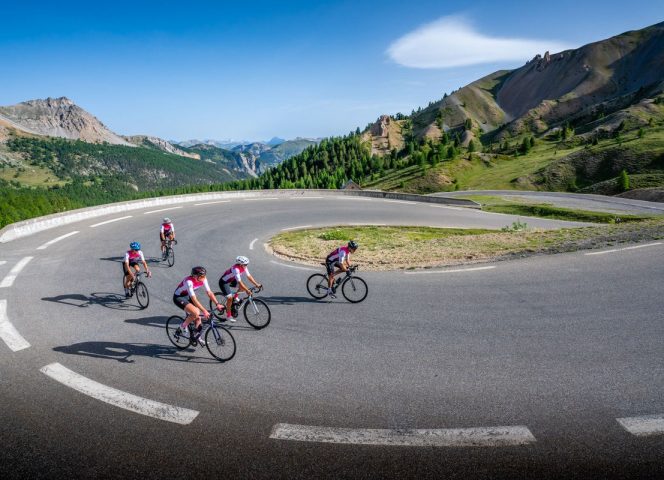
left=167, top=247, right=175, bottom=267
left=306, top=273, right=328, bottom=299
left=166, top=315, right=191, bottom=350
left=243, top=298, right=271, bottom=329
left=209, top=292, right=227, bottom=320
left=341, top=276, right=368, bottom=303
left=136, top=281, right=150, bottom=309
left=205, top=325, right=236, bottom=362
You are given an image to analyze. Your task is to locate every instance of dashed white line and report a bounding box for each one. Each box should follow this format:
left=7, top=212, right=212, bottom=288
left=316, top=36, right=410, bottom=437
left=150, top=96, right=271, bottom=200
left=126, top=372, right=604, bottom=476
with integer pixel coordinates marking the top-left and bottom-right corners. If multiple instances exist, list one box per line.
left=0, top=299, right=31, bottom=351
left=0, top=261, right=6, bottom=266
left=270, top=423, right=536, bottom=447
left=585, top=242, right=663, bottom=256
left=194, top=200, right=231, bottom=206
left=36, top=231, right=79, bottom=250
left=404, top=266, right=496, bottom=275
left=249, top=238, right=258, bottom=250
left=617, top=414, right=664, bottom=436
left=270, top=260, right=316, bottom=271
left=245, top=197, right=278, bottom=201
left=0, top=256, right=34, bottom=288
left=144, top=206, right=182, bottom=215
left=281, top=225, right=313, bottom=231
left=40, top=363, right=199, bottom=425
left=429, top=204, right=464, bottom=211
left=90, top=215, right=133, bottom=228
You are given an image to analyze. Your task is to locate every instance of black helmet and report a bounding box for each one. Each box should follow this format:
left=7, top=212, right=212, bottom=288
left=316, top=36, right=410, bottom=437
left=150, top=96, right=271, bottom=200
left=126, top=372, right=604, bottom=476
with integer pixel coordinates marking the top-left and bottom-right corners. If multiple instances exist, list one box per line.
left=348, top=240, right=358, bottom=249
left=191, top=266, right=207, bottom=277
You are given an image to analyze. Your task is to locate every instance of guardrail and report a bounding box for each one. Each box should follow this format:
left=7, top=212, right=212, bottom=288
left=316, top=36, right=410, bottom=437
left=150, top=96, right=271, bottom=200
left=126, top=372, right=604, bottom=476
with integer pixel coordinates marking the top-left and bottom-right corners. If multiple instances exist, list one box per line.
left=0, top=189, right=480, bottom=243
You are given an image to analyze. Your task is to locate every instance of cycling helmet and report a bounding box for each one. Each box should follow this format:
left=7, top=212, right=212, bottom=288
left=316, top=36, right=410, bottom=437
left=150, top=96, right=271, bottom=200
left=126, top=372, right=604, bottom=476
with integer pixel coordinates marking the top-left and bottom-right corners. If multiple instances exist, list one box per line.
left=236, top=255, right=250, bottom=265
left=191, top=266, right=207, bottom=277
left=348, top=240, right=358, bottom=250
left=130, top=241, right=141, bottom=250
left=163, top=217, right=171, bottom=223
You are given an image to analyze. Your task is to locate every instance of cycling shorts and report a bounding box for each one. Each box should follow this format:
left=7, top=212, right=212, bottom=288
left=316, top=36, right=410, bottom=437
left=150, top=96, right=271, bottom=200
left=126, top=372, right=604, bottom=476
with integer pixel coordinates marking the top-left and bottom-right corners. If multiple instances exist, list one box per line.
left=325, top=260, right=341, bottom=275
left=172, top=295, right=189, bottom=310
left=218, top=279, right=236, bottom=297
left=123, top=262, right=140, bottom=275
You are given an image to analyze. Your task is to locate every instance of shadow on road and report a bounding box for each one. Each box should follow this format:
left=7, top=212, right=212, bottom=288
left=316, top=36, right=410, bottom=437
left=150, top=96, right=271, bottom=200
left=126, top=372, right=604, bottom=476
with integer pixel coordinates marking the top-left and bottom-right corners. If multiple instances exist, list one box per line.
left=126, top=315, right=256, bottom=333
left=263, top=295, right=320, bottom=305
left=99, top=256, right=165, bottom=267
left=42, top=292, right=143, bottom=311
left=53, top=341, right=217, bottom=364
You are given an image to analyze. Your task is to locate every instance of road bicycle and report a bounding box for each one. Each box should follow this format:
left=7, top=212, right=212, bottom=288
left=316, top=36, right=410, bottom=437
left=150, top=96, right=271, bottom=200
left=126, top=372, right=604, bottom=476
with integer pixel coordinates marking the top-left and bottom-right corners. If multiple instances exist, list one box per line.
left=162, top=238, right=177, bottom=267
left=165, top=312, right=236, bottom=362
left=306, top=265, right=368, bottom=303
left=210, top=286, right=271, bottom=329
left=126, top=271, right=150, bottom=309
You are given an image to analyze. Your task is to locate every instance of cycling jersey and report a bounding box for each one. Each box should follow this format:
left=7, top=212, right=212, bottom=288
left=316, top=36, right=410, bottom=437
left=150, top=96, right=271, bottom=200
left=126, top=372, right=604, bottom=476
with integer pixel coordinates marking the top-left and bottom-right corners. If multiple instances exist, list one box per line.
left=124, top=250, right=145, bottom=264
left=327, top=246, right=350, bottom=264
left=220, top=265, right=250, bottom=284
left=174, top=276, right=211, bottom=298
left=160, top=222, right=174, bottom=235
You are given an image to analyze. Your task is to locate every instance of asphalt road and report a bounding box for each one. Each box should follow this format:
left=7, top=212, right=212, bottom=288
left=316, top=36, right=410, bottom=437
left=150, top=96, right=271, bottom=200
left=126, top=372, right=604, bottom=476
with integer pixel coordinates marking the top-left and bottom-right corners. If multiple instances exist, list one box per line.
left=1, top=194, right=663, bottom=479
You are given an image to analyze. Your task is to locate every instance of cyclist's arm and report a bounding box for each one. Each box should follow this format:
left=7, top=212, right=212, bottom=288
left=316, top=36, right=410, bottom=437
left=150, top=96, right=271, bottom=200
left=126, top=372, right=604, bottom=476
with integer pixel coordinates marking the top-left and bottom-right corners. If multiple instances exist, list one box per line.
left=237, top=279, right=251, bottom=294
left=139, top=252, right=151, bottom=277
left=246, top=273, right=261, bottom=289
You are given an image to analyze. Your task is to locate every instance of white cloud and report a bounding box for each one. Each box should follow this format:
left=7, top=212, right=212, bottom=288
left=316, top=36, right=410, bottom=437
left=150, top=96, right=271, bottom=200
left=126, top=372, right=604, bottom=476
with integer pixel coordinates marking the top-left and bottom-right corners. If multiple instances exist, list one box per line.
left=387, top=16, right=573, bottom=69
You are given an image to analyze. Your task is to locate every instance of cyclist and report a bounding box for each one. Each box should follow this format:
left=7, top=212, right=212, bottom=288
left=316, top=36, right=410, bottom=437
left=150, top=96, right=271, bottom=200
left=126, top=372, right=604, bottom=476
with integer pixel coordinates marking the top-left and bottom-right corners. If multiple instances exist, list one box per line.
left=173, top=266, right=223, bottom=346
left=123, top=242, right=151, bottom=297
left=218, top=256, right=262, bottom=322
left=325, top=240, right=358, bottom=297
left=160, top=217, right=175, bottom=258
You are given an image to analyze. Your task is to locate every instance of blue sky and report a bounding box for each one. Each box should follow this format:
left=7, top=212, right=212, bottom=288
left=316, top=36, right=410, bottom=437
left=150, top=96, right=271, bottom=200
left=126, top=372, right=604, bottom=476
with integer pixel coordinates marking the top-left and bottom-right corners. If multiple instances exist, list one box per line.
left=1, top=1, right=662, bottom=142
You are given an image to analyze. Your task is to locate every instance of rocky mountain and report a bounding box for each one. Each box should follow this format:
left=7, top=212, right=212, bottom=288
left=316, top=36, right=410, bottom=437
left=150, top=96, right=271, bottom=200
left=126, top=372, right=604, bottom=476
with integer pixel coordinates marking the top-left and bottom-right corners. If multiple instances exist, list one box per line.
left=123, top=135, right=200, bottom=160
left=0, top=97, right=132, bottom=145
left=364, top=21, right=664, bottom=150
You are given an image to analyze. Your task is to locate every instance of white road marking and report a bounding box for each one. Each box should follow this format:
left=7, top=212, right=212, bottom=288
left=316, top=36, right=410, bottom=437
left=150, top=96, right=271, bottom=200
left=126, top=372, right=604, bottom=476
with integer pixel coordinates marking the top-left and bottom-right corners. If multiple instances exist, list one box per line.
left=249, top=238, right=258, bottom=250
left=617, top=414, right=664, bottom=436
left=90, top=216, right=133, bottom=228
left=40, top=363, right=199, bottom=425
left=337, top=197, right=375, bottom=201
left=385, top=200, right=417, bottom=205
left=143, top=206, right=182, bottom=215
left=0, top=300, right=31, bottom=351
left=194, top=200, right=231, bottom=206
left=270, top=260, right=316, bottom=271
left=270, top=423, right=536, bottom=447
left=36, top=231, right=79, bottom=250
left=289, top=196, right=324, bottom=199
left=0, top=256, right=34, bottom=288
left=585, top=242, right=663, bottom=256
left=404, top=266, right=496, bottom=275
left=0, top=261, right=6, bottom=266
left=429, top=204, right=464, bottom=211
left=244, top=197, right=278, bottom=201
left=281, top=225, right=312, bottom=231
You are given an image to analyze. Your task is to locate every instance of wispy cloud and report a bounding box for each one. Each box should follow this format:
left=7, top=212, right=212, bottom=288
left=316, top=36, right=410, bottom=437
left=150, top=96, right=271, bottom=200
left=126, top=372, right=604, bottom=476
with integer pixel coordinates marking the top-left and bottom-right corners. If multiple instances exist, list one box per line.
left=387, top=15, right=573, bottom=69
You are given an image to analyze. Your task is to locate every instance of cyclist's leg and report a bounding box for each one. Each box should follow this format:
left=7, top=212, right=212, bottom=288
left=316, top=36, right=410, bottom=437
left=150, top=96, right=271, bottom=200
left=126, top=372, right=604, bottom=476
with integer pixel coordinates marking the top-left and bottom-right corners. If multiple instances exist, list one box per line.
left=160, top=233, right=166, bottom=254
left=182, top=302, right=200, bottom=330
left=326, top=261, right=336, bottom=289
left=220, top=280, right=234, bottom=320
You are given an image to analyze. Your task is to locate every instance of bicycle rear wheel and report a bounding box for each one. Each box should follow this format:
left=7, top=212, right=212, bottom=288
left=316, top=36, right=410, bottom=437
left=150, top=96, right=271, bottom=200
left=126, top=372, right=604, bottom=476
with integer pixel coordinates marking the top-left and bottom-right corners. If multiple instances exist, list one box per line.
left=341, top=276, right=368, bottom=303
left=205, top=325, right=236, bottom=362
left=306, top=273, right=329, bottom=299
left=243, top=298, right=271, bottom=329
left=136, top=281, right=150, bottom=309
left=166, top=315, right=191, bottom=350
left=167, top=247, right=175, bottom=267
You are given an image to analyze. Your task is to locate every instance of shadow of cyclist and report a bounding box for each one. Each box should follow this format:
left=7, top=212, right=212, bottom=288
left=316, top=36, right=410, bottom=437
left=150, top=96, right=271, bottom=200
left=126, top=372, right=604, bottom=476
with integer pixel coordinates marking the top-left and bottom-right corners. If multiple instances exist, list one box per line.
left=53, top=341, right=217, bottom=364
left=42, top=292, right=143, bottom=311
left=262, top=295, right=320, bottom=305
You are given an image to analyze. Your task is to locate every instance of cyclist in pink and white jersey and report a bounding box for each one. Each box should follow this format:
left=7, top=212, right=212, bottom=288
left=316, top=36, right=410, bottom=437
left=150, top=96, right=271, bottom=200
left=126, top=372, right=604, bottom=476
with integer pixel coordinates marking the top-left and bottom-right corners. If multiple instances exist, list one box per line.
left=325, top=240, right=358, bottom=297
left=160, top=217, right=175, bottom=257
left=173, top=266, right=223, bottom=345
left=123, top=242, right=151, bottom=297
left=217, top=256, right=262, bottom=322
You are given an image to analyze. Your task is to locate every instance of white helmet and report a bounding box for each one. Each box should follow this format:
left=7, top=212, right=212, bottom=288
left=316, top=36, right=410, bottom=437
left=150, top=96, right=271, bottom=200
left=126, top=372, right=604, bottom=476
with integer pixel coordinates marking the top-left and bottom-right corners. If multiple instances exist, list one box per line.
left=163, top=217, right=171, bottom=223
left=236, top=255, right=249, bottom=265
